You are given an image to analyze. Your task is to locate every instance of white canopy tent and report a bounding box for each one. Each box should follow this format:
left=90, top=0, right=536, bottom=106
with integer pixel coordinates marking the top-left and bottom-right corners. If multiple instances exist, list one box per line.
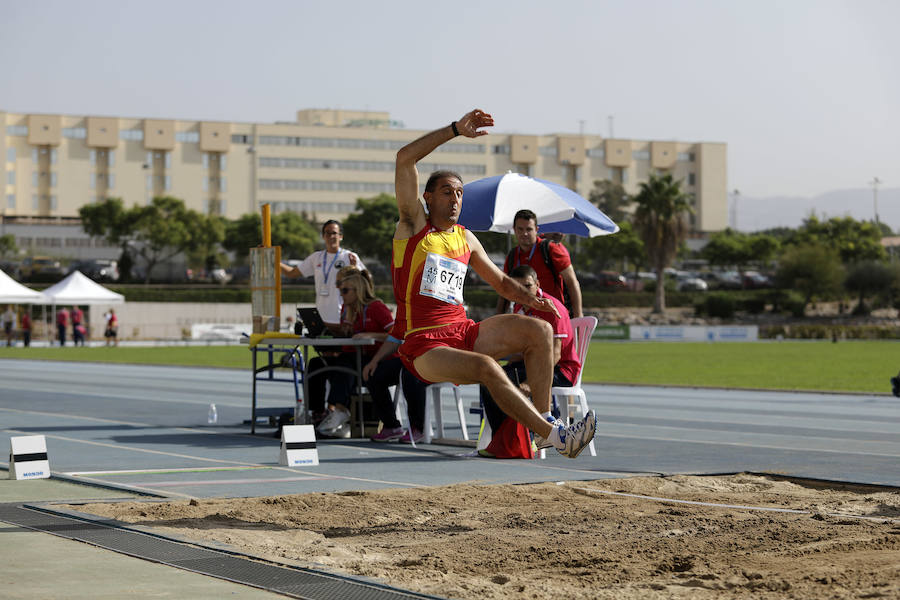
left=40, top=270, right=125, bottom=306
left=40, top=271, right=124, bottom=343
left=0, top=268, right=46, bottom=304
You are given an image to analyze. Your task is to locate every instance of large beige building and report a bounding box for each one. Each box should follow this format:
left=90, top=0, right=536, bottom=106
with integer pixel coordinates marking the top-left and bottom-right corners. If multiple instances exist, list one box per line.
left=2, top=108, right=727, bottom=238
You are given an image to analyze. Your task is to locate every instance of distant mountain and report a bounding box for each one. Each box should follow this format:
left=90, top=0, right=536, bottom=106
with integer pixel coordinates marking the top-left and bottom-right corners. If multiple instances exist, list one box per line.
left=736, top=188, right=900, bottom=234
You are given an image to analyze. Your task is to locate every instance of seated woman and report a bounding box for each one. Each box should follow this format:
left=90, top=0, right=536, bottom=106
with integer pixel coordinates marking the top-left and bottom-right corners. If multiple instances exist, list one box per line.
left=312, top=267, right=404, bottom=438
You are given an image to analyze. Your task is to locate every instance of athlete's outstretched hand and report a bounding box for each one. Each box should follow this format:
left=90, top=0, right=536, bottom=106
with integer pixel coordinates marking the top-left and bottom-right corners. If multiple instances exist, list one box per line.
left=456, top=109, right=494, bottom=137
left=529, top=295, right=560, bottom=318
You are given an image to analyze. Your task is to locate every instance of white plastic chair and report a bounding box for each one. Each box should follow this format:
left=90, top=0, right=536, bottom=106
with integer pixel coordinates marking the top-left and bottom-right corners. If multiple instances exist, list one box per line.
left=392, top=381, right=468, bottom=446
left=422, top=382, right=467, bottom=444
left=540, top=316, right=598, bottom=458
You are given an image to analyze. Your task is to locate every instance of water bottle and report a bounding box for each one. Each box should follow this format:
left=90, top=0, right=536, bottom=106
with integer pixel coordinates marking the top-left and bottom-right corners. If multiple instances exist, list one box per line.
left=207, top=403, right=218, bottom=424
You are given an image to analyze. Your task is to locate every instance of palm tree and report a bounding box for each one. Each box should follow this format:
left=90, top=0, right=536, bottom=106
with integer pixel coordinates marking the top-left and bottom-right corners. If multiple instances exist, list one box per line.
left=632, top=173, right=693, bottom=313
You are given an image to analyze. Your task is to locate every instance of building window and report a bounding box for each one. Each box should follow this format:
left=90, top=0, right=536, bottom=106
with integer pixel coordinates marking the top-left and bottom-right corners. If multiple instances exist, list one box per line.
left=62, top=127, right=86, bottom=139
left=6, top=148, right=14, bottom=163
left=219, top=155, right=226, bottom=170
left=175, top=131, right=199, bottom=143
left=6, top=125, right=28, bottom=136
left=90, top=173, right=96, bottom=189
left=90, top=150, right=96, bottom=166
left=108, top=150, right=115, bottom=167
left=688, top=172, right=696, bottom=186
left=165, top=153, right=171, bottom=169
left=164, top=175, right=171, bottom=191
left=539, top=146, right=557, bottom=156
left=258, top=178, right=396, bottom=194
left=146, top=175, right=153, bottom=190
left=108, top=173, right=115, bottom=189
left=6, top=171, right=14, bottom=185
left=32, top=172, right=38, bottom=187
left=632, top=150, right=650, bottom=160
left=219, top=176, right=227, bottom=193
left=120, top=129, right=144, bottom=141
left=50, top=172, right=57, bottom=187
left=231, top=134, right=252, bottom=144
left=6, top=194, right=14, bottom=209
left=587, top=147, right=605, bottom=158
left=202, top=154, right=209, bottom=169
left=32, top=149, right=38, bottom=163
left=202, top=177, right=208, bottom=192
left=50, top=195, right=57, bottom=211
left=492, top=145, right=510, bottom=154
left=32, top=195, right=38, bottom=210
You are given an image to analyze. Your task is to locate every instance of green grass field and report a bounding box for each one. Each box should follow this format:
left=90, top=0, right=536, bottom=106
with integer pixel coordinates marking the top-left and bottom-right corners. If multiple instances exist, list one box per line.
left=1, top=340, right=896, bottom=394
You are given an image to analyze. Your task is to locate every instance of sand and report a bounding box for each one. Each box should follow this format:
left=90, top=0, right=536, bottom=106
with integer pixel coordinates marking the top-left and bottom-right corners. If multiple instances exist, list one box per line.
left=73, top=473, right=900, bottom=599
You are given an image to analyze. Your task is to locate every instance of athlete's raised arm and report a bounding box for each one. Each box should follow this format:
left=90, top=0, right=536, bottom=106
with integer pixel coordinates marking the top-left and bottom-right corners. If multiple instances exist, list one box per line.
left=394, top=109, right=493, bottom=239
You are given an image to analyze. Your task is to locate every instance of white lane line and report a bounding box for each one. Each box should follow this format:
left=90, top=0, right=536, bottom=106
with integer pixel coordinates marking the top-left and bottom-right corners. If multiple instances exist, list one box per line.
left=126, top=476, right=337, bottom=488
left=597, top=431, right=900, bottom=458
left=65, top=466, right=275, bottom=476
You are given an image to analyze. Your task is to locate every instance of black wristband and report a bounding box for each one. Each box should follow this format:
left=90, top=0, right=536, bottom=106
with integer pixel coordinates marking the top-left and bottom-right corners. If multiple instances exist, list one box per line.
left=451, top=121, right=459, bottom=136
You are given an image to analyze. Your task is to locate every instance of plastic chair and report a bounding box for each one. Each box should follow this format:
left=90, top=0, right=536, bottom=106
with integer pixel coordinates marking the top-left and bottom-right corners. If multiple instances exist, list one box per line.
left=423, top=382, right=467, bottom=444
left=392, top=381, right=468, bottom=446
left=540, top=316, right=598, bottom=458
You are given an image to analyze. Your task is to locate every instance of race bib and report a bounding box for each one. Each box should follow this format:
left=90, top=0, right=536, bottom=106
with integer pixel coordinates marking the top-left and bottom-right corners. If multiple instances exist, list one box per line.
left=420, top=252, right=466, bottom=305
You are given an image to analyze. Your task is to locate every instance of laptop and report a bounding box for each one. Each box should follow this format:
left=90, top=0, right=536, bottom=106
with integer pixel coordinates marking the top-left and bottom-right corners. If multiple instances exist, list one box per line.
left=296, top=307, right=328, bottom=338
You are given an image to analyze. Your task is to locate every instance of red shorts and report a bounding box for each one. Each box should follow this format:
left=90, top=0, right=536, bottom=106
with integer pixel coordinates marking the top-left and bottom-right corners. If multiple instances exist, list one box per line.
left=399, top=319, right=481, bottom=384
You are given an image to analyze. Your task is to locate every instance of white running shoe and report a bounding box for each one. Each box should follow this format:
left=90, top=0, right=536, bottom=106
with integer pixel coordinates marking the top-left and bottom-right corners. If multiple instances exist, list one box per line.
left=316, top=407, right=350, bottom=435
left=555, top=410, right=597, bottom=459
left=533, top=417, right=563, bottom=450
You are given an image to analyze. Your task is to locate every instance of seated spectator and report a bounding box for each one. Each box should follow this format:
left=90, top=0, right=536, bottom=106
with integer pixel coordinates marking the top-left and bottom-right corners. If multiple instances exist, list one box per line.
left=361, top=332, right=429, bottom=444
left=311, top=267, right=396, bottom=438
left=480, top=264, right=581, bottom=456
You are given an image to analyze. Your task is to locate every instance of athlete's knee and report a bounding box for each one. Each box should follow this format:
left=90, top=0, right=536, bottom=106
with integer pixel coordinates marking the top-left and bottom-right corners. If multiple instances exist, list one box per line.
left=520, top=317, right=553, bottom=348
left=471, top=354, right=507, bottom=385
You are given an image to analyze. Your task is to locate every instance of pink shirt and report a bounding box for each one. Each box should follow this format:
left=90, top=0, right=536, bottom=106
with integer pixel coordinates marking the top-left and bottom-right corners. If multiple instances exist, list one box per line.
left=514, top=289, right=580, bottom=384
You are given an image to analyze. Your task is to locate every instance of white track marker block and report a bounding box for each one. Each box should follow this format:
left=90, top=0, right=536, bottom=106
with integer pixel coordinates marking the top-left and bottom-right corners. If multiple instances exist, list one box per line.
left=9, top=435, right=50, bottom=480
left=279, top=425, right=318, bottom=467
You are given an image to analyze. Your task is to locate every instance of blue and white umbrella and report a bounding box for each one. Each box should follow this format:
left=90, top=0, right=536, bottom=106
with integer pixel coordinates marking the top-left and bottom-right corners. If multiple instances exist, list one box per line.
left=459, top=172, right=619, bottom=237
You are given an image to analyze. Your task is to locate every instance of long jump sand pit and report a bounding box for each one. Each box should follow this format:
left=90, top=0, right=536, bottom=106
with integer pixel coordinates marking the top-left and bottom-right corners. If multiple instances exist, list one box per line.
left=74, top=473, right=899, bottom=599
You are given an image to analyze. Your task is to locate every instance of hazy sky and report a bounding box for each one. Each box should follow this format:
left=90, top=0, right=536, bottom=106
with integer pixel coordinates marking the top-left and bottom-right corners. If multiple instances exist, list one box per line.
left=2, top=0, right=898, bottom=200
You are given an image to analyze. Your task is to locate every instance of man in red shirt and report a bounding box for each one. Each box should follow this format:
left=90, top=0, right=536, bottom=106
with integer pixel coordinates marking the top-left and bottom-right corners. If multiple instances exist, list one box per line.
left=495, top=209, right=583, bottom=318
left=481, top=265, right=582, bottom=454
left=56, top=307, right=69, bottom=346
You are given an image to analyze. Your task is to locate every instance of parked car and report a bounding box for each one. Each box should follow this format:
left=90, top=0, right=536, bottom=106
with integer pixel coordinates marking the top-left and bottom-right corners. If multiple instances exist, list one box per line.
left=20, top=256, right=63, bottom=280
left=596, top=271, right=627, bottom=288
left=742, top=270, right=773, bottom=289
left=69, top=259, right=119, bottom=282
left=676, top=274, right=709, bottom=292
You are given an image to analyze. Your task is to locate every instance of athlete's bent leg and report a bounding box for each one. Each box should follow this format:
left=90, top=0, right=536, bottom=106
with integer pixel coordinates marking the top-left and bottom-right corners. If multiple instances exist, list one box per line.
left=412, top=346, right=553, bottom=439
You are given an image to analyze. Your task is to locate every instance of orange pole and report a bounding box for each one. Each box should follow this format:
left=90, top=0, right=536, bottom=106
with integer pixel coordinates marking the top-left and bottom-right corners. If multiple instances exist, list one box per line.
left=261, top=204, right=271, bottom=247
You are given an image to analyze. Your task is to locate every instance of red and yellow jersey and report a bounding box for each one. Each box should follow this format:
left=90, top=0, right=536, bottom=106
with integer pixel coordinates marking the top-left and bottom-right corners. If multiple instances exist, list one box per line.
left=392, top=222, right=471, bottom=336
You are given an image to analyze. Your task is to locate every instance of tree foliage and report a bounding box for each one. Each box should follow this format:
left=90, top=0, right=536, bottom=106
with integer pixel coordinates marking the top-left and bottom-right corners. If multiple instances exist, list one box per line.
left=0, top=234, right=18, bottom=259
left=632, top=173, right=693, bottom=313
left=701, top=228, right=780, bottom=278
left=79, top=197, right=142, bottom=281
left=785, top=215, right=885, bottom=263
left=589, top=179, right=631, bottom=224
left=342, top=194, right=399, bottom=263
left=774, top=244, right=844, bottom=310
left=224, top=211, right=318, bottom=260
left=131, top=196, right=205, bottom=284
left=844, top=260, right=897, bottom=315
left=576, top=221, right=645, bottom=273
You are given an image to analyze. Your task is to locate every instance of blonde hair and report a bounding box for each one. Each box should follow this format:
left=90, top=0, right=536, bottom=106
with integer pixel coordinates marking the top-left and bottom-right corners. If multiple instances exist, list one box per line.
left=337, top=267, right=378, bottom=325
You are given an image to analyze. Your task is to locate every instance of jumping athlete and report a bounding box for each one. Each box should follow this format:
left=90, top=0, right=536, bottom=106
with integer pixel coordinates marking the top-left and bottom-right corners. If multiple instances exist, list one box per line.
left=392, top=109, right=596, bottom=458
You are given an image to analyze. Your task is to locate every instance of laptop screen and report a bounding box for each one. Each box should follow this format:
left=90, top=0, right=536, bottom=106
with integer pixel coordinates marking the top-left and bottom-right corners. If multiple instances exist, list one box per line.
left=296, top=307, right=327, bottom=338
